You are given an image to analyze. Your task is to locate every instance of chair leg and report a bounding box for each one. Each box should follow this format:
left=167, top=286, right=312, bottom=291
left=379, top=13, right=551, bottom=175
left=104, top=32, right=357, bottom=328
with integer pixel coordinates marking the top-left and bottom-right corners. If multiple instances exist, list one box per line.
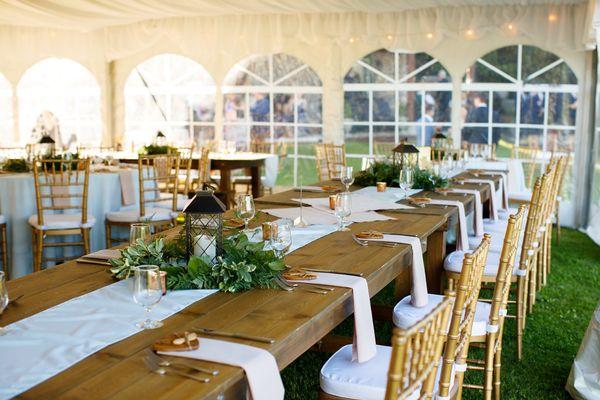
left=493, top=346, right=502, bottom=399
left=483, top=338, right=494, bottom=400
left=35, top=229, right=44, bottom=271
left=105, top=221, right=112, bottom=249
left=0, top=224, right=7, bottom=279
left=82, top=228, right=91, bottom=255
left=517, top=277, right=525, bottom=361
left=556, top=204, right=561, bottom=246
left=528, top=262, right=536, bottom=314
left=546, top=227, right=552, bottom=278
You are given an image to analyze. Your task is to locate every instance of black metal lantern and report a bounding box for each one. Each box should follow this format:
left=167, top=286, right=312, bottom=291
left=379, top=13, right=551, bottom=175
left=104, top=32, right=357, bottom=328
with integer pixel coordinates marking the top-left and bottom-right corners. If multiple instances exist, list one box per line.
left=431, top=130, right=449, bottom=149
left=183, top=190, right=226, bottom=264
left=38, top=135, right=56, bottom=157
left=155, top=130, right=167, bottom=146
left=392, top=139, right=420, bottom=170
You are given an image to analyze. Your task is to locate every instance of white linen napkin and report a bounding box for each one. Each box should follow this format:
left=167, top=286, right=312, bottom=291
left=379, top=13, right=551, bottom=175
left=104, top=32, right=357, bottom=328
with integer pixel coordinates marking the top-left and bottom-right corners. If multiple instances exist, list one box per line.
left=119, top=169, right=137, bottom=206
left=261, top=207, right=394, bottom=226
left=428, top=199, right=469, bottom=251
left=449, top=189, right=484, bottom=237
left=294, top=193, right=413, bottom=212
left=363, top=234, right=428, bottom=307
left=292, top=272, right=377, bottom=363
left=160, top=338, right=284, bottom=400
left=484, top=171, right=509, bottom=210
left=352, top=186, right=422, bottom=202
left=462, top=179, right=499, bottom=221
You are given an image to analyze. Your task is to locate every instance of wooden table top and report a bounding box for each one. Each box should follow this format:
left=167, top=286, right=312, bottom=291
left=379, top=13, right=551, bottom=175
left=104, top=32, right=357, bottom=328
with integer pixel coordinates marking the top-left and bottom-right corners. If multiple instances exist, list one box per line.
left=5, top=210, right=446, bottom=399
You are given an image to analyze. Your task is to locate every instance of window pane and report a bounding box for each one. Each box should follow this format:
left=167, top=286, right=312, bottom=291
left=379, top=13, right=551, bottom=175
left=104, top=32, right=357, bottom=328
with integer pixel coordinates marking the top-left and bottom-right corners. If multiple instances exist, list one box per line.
left=192, top=94, right=215, bottom=122
left=297, top=93, right=322, bottom=124
left=223, top=124, right=247, bottom=146
left=373, top=91, right=394, bottom=122
left=344, top=92, right=369, bottom=122
left=344, top=125, right=369, bottom=155
left=193, top=126, right=215, bottom=144
left=492, top=128, right=515, bottom=157
left=546, top=129, right=575, bottom=153
left=481, top=46, right=518, bottom=79
left=493, top=92, right=516, bottom=124
left=462, top=91, right=490, bottom=124
left=274, top=93, right=294, bottom=123
left=522, top=45, right=559, bottom=80
left=527, top=63, right=577, bottom=85
left=520, top=92, right=545, bottom=125
left=414, top=64, right=450, bottom=84
left=398, top=126, right=418, bottom=145
left=298, top=127, right=321, bottom=154
left=362, top=49, right=395, bottom=80
left=548, top=93, right=577, bottom=126
left=250, top=125, right=271, bottom=144
left=373, top=125, right=395, bottom=156
left=223, top=94, right=246, bottom=122
left=398, top=91, right=420, bottom=122
left=427, top=91, right=451, bottom=122
left=249, top=93, right=270, bottom=122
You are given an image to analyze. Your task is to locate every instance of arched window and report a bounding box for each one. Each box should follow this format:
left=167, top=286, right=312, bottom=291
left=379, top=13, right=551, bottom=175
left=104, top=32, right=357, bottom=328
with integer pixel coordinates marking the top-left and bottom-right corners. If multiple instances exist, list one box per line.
left=17, top=58, right=102, bottom=146
left=343, top=49, right=452, bottom=166
left=0, top=73, right=12, bottom=143
left=124, top=53, right=216, bottom=147
left=462, top=44, right=577, bottom=155
left=223, top=53, right=323, bottom=186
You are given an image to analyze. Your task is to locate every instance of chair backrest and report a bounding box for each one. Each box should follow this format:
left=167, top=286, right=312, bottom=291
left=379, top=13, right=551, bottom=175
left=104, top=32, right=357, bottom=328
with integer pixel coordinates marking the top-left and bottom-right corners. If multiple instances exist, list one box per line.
left=195, top=147, right=211, bottom=189
left=176, top=144, right=194, bottom=196
left=438, top=234, right=491, bottom=398
left=137, top=154, right=180, bottom=216
left=385, top=298, right=453, bottom=400
left=32, top=158, right=90, bottom=226
left=487, top=205, right=527, bottom=348
left=324, top=143, right=347, bottom=180
left=374, top=142, right=395, bottom=158
left=315, top=143, right=330, bottom=182
left=250, top=140, right=273, bottom=154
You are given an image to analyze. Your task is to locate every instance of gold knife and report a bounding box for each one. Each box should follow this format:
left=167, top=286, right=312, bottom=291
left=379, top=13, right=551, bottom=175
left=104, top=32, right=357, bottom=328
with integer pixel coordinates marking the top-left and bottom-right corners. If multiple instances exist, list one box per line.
left=195, top=328, right=275, bottom=344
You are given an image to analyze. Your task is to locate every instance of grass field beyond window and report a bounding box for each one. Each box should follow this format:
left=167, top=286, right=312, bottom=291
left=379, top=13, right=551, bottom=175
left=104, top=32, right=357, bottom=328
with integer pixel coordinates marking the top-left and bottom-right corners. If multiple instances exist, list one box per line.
left=281, top=228, right=600, bottom=399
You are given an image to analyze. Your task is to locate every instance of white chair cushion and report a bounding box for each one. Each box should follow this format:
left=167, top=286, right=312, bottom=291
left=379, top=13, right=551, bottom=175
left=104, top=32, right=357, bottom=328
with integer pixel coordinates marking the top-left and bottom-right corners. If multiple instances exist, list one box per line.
left=444, top=250, right=518, bottom=277
left=393, top=294, right=491, bottom=337
left=498, top=207, right=519, bottom=221
left=469, top=233, right=524, bottom=253
left=106, top=207, right=176, bottom=223
left=509, top=190, right=532, bottom=202
left=321, top=344, right=456, bottom=400
left=483, top=219, right=508, bottom=232
left=28, top=213, right=96, bottom=230
left=0, top=214, right=5, bottom=224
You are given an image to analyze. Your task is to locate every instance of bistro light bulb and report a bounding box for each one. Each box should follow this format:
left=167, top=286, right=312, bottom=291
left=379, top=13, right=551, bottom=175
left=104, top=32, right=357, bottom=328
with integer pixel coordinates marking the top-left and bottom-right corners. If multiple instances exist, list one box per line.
left=426, top=32, right=434, bottom=39
left=548, top=14, right=557, bottom=22
left=466, top=29, right=474, bottom=37
left=508, top=24, right=514, bottom=30
left=387, top=35, right=393, bottom=40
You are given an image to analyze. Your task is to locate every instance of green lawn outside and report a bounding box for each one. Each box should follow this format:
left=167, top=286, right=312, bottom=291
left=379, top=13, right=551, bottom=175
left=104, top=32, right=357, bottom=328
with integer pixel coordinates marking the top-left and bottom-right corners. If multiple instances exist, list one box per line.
left=282, top=228, right=600, bottom=399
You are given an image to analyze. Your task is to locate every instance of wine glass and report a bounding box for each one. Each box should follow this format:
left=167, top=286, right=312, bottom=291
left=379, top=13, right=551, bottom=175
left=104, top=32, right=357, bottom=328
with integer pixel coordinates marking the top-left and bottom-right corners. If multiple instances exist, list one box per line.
left=270, top=219, right=293, bottom=257
left=340, top=166, right=354, bottom=192
left=399, top=168, right=414, bottom=200
left=0, top=271, right=8, bottom=336
left=130, top=223, right=151, bottom=245
left=235, top=194, right=256, bottom=233
left=334, top=192, right=351, bottom=231
left=132, top=265, right=163, bottom=330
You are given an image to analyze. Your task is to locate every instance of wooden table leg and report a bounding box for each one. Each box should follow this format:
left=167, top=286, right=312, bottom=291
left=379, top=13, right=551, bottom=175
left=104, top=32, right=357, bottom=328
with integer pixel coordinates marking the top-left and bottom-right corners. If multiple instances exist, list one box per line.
left=424, top=226, right=447, bottom=294
left=250, top=166, right=262, bottom=198
left=220, top=168, right=233, bottom=208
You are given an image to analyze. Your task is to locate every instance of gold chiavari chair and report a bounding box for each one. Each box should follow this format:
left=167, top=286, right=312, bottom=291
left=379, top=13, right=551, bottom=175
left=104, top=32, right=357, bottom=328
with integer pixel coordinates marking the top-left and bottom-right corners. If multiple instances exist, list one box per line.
left=325, top=144, right=347, bottom=180
left=389, top=236, right=491, bottom=399
left=319, top=299, right=453, bottom=400
left=554, top=153, right=569, bottom=245
left=0, top=215, right=8, bottom=279
left=104, top=154, right=179, bottom=248
left=373, top=142, right=395, bottom=158
left=29, top=158, right=94, bottom=271
left=156, top=145, right=193, bottom=211
left=458, top=206, right=526, bottom=399
left=315, top=143, right=330, bottom=182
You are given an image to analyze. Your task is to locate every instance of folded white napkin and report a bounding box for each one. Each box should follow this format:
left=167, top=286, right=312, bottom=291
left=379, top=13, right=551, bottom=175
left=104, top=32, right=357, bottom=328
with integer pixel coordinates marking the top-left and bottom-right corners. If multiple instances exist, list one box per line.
left=119, top=170, right=137, bottom=206
left=483, top=171, right=509, bottom=210
left=294, top=193, right=413, bottom=213
left=448, top=189, right=484, bottom=237
left=363, top=234, right=428, bottom=307
left=160, top=338, right=284, bottom=400
left=353, top=186, right=422, bottom=202
left=428, top=199, right=469, bottom=251
left=292, top=272, right=377, bottom=363
left=462, top=179, right=499, bottom=221
left=261, top=207, right=394, bottom=226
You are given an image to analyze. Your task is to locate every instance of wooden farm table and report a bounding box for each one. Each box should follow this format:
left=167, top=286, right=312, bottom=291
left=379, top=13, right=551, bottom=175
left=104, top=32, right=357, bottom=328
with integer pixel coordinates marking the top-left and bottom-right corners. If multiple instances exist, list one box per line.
left=4, top=209, right=446, bottom=399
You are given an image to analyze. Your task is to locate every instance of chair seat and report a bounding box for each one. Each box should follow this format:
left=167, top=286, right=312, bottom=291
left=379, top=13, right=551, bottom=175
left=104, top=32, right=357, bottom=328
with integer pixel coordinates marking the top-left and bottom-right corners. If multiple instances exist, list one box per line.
left=0, top=214, right=5, bottom=224
left=155, top=193, right=190, bottom=211
left=483, top=218, right=508, bottom=232
left=393, top=294, right=491, bottom=337
left=320, top=344, right=456, bottom=400
left=509, top=190, right=532, bottom=202
left=106, top=208, right=177, bottom=223
left=28, top=213, right=96, bottom=230
left=444, top=250, right=518, bottom=277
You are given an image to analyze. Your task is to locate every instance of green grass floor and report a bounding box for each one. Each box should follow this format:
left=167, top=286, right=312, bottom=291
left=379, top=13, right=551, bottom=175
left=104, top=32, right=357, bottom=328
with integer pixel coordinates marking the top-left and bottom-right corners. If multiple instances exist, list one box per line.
left=281, top=228, right=600, bottom=399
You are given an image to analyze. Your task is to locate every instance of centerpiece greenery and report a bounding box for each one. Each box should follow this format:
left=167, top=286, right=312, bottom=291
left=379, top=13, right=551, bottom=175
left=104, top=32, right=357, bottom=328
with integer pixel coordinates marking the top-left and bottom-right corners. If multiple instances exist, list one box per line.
left=142, top=144, right=177, bottom=155
left=1, top=158, right=30, bottom=173
left=109, top=231, right=286, bottom=293
left=354, top=160, right=448, bottom=190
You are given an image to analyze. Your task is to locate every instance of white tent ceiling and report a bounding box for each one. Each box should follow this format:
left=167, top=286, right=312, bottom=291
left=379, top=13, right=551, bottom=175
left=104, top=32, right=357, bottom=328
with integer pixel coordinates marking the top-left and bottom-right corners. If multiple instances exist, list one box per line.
left=0, top=0, right=590, bottom=31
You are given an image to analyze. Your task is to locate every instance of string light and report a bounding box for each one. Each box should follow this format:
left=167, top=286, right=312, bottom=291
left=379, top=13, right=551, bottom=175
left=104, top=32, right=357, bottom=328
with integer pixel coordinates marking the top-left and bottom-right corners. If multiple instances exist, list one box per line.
left=349, top=37, right=356, bottom=43
left=507, top=23, right=514, bottom=30
left=548, top=13, right=557, bottom=22
left=387, top=35, right=393, bottom=40
left=426, top=32, right=434, bottom=39
left=466, top=29, right=475, bottom=37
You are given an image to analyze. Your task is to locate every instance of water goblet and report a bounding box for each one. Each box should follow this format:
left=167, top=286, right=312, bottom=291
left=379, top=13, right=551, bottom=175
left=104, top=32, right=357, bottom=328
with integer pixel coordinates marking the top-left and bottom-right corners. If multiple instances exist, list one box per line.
left=340, top=166, right=354, bottom=192
left=132, top=265, right=163, bottom=330
left=334, top=192, right=352, bottom=231
left=130, top=223, right=151, bottom=246
left=399, top=168, right=414, bottom=200
left=235, top=194, right=256, bottom=233
left=270, top=219, right=293, bottom=257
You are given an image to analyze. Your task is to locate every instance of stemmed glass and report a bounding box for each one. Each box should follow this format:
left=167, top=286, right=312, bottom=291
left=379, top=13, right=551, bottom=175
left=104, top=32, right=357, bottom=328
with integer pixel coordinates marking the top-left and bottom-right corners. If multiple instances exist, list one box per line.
left=132, top=265, right=163, bottom=330
left=235, top=194, right=256, bottom=233
left=0, top=271, right=8, bottom=336
left=340, top=166, right=354, bottom=192
left=270, top=219, right=293, bottom=257
left=399, top=167, right=414, bottom=199
left=334, top=192, right=351, bottom=231
left=130, top=223, right=151, bottom=245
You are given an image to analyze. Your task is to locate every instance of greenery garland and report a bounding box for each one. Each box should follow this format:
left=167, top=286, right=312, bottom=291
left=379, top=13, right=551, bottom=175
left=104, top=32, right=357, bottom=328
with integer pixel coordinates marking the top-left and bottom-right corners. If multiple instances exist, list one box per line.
left=109, top=232, right=285, bottom=293
left=1, top=158, right=30, bottom=173
left=354, top=160, right=448, bottom=190
left=142, top=144, right=177, bottom=155
left=411, top=168, right=449, bottom=191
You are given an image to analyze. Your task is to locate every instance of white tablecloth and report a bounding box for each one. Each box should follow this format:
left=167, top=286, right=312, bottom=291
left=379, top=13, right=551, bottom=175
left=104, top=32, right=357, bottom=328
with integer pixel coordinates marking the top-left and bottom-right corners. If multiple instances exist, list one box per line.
left=0, top=172, right=134, bottom=278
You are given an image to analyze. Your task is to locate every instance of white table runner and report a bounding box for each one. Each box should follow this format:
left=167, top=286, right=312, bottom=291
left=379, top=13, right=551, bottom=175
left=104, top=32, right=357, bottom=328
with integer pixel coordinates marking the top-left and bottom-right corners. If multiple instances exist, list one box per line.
left=0, top=281, right=217, bottom=399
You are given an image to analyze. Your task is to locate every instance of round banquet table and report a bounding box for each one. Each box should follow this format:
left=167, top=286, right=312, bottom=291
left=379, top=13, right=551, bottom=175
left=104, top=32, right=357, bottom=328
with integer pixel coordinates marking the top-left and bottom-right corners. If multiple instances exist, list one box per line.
left=0, top=171, right=132, bottom=278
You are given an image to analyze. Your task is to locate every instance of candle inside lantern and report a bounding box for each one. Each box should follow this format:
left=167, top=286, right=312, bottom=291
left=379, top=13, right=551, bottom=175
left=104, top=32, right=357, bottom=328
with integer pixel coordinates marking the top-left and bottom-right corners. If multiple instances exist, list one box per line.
left=193, top=234, right=216, bottom=260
